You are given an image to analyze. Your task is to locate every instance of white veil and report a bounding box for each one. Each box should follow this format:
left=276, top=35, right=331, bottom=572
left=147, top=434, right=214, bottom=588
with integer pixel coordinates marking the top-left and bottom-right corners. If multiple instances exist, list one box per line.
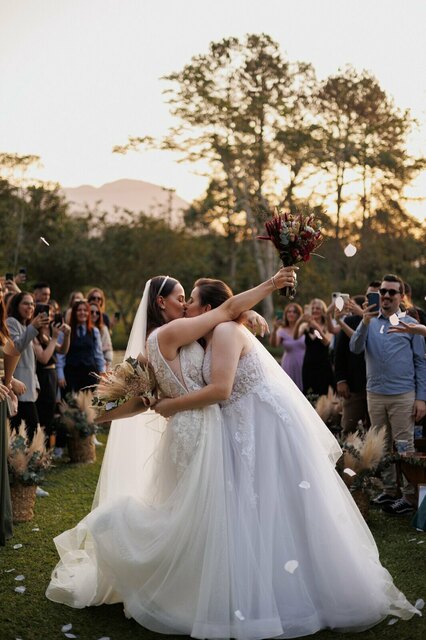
left=92, top=280, right=168, bottom=508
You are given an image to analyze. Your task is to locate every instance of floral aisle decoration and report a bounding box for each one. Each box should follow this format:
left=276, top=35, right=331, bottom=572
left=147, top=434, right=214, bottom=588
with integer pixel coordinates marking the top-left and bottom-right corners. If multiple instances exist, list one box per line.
left=8, top=425, right=51, bottom=522
left=340, top=426, right=388, bottom=519
left=60, top=391, right=97, bottom=463
left=257, top=209, right=324, bottom=298
left=92, top=355, right=158, bottom=423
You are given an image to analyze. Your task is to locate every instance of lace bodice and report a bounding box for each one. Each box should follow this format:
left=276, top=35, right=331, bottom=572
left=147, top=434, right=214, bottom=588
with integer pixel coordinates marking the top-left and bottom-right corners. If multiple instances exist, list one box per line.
left=147, top=331, right=205, bottom=398
left=146, top=330, right=207, bottom=475
left=203, top=347, right=263, bottom=408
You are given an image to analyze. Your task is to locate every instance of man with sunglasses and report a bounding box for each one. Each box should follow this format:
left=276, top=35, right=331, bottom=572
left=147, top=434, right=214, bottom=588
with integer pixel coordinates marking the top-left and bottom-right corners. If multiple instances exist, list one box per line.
left=350, top=274, right=426, bottom=515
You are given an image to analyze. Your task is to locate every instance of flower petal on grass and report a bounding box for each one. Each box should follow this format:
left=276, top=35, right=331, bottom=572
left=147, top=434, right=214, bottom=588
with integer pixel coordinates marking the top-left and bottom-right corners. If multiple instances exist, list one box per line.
left=14, top=575, right=25, bottom=581
left=61, top=624, right=73, bottom=632
left=284, top=560, right=299, bottom=574
left=343, top=468, right=356, bottom=477
left=387, top=618, right=398, bottom=625
left=14, top=586, right=26, bottom=594
left=13, top=544, right=23, bottom=549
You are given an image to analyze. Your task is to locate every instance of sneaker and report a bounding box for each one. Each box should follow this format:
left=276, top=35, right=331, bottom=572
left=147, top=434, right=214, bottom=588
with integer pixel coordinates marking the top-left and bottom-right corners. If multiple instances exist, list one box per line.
left=35, top=486, right=49, bottom=497
left=371, top=492, right=397, bottom=506
left=381, top=497, right=415, bottom=516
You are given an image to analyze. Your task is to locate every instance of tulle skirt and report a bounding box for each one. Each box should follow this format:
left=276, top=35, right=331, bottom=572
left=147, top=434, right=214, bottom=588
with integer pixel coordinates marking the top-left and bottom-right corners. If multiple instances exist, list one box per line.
left=46, top=398, right=419, bottom=639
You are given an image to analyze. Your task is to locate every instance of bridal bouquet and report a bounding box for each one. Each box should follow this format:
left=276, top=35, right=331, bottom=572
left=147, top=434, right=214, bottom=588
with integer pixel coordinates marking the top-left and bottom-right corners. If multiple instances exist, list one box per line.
left=92, top=355, right=158, bottom=423
left=258, top=210, right=324, bottom=298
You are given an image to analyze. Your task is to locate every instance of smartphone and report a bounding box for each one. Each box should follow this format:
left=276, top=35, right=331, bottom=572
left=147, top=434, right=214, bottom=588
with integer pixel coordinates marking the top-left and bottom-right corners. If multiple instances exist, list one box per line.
left=35, top=303, right=50, bottom=317
left=331, top=291, right=341, bottom=304
left=366, top=292, right=380, bottom=313
left=114, top=311, right=121, bottom=320
left=5, top=272, right=14, bottom=281
left=54, top=312, right=63, bottom=326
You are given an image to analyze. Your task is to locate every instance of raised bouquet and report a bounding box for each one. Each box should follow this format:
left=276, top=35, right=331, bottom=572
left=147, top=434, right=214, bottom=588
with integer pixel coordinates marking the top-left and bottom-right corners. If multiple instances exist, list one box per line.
left=258, top=209, right=324, bottom=298
left=92, top=355, right=158, bottom=423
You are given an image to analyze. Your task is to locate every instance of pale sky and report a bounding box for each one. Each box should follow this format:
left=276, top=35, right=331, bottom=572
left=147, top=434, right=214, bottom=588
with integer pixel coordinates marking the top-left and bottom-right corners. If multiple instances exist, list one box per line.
left=1, top=0, right=425, bottom=218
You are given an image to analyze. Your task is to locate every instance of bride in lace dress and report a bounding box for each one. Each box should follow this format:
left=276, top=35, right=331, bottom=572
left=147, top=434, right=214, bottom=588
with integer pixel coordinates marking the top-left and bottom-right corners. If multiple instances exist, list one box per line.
left=46, top=269, right=304, bottom=639
left=154, top=278, right=420, bottom=637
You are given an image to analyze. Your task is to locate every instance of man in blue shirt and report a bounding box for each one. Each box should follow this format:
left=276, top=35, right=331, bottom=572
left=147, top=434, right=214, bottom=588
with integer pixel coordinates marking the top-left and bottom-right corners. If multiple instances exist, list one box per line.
left=350, top=274, right=426, bottom=515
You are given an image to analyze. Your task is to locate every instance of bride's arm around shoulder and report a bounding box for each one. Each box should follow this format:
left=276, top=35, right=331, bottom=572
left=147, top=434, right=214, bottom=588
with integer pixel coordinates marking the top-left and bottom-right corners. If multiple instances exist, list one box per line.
left=159, top=267, right=297, bottom=359
left=154, top=322, right=244, bottom=417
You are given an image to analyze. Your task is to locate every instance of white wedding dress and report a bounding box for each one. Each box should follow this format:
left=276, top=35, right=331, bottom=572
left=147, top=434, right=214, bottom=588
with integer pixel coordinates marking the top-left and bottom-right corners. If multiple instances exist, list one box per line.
left=46, top=328, right=419, bottom=639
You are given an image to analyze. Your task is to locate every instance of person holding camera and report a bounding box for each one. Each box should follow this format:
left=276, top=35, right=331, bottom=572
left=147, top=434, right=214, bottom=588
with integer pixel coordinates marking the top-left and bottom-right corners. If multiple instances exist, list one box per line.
left=6, top=292, right=50, bottom=441
left=33, top=303, right=70, bottom=450
left=350, top=274, right=426, bottom=515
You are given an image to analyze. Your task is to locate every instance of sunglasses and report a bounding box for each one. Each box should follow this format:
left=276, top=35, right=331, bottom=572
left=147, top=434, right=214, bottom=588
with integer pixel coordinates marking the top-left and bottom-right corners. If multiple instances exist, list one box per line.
left=379, top=288, right=400, bottom=297
left=89, top=296, right=102, bottom=301
left=91, top=310, right=100, bottom=315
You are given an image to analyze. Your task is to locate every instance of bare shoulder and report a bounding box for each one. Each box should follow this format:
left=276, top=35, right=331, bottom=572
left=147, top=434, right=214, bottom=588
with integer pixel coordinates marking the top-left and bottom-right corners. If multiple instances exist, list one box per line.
left=212, top=321, right=241, bottom=339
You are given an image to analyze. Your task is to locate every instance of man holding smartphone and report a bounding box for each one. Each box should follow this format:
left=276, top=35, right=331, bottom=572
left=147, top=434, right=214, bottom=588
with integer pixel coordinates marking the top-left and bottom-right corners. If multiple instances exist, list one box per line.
left=350, top=274, right=426, bottom=515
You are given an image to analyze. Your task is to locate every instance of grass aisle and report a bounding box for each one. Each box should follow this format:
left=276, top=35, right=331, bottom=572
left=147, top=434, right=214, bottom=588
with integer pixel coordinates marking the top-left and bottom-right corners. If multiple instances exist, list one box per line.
left=0, top=432, right=424, bottom=640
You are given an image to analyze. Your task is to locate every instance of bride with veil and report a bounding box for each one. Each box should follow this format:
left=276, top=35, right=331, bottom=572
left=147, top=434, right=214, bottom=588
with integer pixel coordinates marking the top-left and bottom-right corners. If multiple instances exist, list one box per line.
left=46, top=270, right=420, bottom=639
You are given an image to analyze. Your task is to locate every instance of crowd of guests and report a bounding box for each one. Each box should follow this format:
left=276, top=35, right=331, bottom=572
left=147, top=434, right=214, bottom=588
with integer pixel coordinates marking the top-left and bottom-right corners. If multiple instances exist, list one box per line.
left=0, top=278, right=116, bottom=466
left=271, top=274, right=426, bottom=516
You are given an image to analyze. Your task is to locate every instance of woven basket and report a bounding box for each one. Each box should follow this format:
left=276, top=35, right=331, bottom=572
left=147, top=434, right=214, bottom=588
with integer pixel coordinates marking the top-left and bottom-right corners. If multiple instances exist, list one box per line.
left=10, top=484, right=37, bottom=523
left=352, top=489, right=370, bottom=521
left=67, top=432, right=96, bottom=464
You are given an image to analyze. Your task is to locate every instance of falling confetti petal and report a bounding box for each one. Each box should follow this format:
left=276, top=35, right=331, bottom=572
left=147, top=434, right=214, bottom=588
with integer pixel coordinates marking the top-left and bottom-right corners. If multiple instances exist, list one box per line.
left=97, top=637, right=111, bottom=640
left=14, top=575, right=25, bottom=581
left=387, top=618, right=398, bottom=625
left=234, top=610, right=245, bottom=621
left=417, top=540, right=424, bottom=544
left=14, top=586, right=26, bottom=593
left=335, top=296, right=344, bottom=311
left=415, top=598, right=425, bottom=610
left=13, top=544, right=22, bottom=549
left=5, top=568, right=16, bottom=573
left=64, top=635, right=78, bottom=639
left=298, top=481, right=311, bottom=490
left=408, top=538, right=417, bottom=542
left=32, top=527, right=40, bottom=532
left=61, top=624, right=73, bottom=633
left=284, top=560, right=299, bottom=574
left=344, top=243, right=357, bottom=257
left=389, top=314, right=399, bottom=326
left=40, top=236, right=50, bottom=246
left=344, top=468, right=356, bottom=477
left=380, top=325, right=384, bottom=334
left=313, top=329, right=323, bottom=340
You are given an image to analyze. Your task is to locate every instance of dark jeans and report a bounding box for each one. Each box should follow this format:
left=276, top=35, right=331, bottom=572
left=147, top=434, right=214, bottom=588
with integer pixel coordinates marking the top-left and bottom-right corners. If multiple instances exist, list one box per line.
left=10, top=401, right=39, bottom=442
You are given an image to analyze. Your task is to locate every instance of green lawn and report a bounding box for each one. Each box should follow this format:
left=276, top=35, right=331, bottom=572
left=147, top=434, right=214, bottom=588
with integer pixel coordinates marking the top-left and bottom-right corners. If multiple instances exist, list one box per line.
left=0, top=433, right=424, bottom=640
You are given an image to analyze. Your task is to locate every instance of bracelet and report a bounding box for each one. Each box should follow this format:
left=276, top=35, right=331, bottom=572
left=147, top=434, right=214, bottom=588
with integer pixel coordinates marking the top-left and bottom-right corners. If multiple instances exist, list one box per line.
left=271, top=275, right=278, bottom=290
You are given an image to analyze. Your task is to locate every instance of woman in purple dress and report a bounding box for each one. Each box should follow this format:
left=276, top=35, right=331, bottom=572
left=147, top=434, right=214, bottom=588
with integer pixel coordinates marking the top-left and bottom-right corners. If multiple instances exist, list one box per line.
left=270, top=303, right=305, bottom=390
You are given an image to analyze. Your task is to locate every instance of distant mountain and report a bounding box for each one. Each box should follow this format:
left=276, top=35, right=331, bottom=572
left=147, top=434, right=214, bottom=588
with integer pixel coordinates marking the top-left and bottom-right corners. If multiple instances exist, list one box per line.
left=61, top=179, right=189, bottom=227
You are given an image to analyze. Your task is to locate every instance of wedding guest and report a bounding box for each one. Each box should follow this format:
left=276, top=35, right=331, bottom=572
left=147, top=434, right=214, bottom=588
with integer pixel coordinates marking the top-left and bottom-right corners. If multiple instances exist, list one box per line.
left=6, top=293, right=50, bottom=440
left=90, top=301, right=113, bottom=369
left=270, top=303, right=305, bottom=390
left=294, top=298, right=334, bottom=397
left=33, top=282, right=51, bottom=305
left=33, top=304, right=71, bottom=447
left=87, top=288, right=111, bottom=330
left=0, top=284, right=22, bottom=546
left=59, top=300, right=105, bottom=394
left=64, top=291, right=84, bottom=324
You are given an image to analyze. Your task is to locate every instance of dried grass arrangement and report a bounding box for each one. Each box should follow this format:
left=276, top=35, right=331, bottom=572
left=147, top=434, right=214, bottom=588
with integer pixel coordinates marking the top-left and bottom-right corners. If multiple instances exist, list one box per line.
left=315, top=387, right=342, bottom=428
left=8, top=424, right=51, bottom=486
left=59, top=391, right=97, bottom=463
left=8, top=424, right=51, bottom=522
